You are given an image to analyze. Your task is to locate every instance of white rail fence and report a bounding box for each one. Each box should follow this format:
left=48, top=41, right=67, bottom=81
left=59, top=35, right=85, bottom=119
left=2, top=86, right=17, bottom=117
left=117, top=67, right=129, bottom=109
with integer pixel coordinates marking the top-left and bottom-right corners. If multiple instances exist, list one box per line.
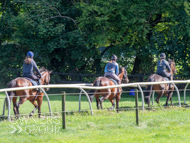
left=0, top=80, right=190, bottom=121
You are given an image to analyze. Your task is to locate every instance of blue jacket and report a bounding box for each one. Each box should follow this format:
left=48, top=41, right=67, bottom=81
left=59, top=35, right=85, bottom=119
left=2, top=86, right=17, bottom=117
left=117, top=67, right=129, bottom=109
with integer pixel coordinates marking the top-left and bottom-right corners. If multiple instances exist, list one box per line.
left=156, top=59, right=171, bottom=73
left=104, top=61, right=119, bottom=75
left=22, top=59, right=41, bottom=77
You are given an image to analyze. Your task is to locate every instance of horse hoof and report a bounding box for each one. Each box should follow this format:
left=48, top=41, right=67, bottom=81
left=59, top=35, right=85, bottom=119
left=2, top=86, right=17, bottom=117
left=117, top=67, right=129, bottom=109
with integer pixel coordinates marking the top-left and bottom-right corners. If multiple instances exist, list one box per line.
left=108, top=107, right=115, bottom=111
left=29, top=113, right=33, bottom=117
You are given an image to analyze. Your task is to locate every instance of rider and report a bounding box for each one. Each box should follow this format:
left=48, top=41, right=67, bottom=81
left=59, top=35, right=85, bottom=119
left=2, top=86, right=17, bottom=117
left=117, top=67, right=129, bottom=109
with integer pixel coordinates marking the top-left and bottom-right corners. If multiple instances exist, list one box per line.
left=104, top=54, right=120, bottom=85
left=156, top=53, right=172, bottom=86
left=22, top=51, right=42, bottom=86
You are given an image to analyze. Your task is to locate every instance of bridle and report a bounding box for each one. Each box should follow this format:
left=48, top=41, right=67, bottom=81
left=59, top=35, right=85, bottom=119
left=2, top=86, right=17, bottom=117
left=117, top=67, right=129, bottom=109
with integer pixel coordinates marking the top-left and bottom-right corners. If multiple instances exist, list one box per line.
left=41, top=71, right=50, bottom=85
left=169, top=61, right=176, bottom=75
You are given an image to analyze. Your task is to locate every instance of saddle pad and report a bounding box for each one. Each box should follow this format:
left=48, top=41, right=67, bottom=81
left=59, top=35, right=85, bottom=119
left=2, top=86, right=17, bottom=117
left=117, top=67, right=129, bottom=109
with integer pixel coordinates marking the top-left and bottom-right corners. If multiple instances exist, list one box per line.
left=163, top=77, right=169, bottom=81
left=24, top=77, right=38, bottom=86
left=110, top=79, right=118, bottom=85
left=105, top=76, right=118, bottom=85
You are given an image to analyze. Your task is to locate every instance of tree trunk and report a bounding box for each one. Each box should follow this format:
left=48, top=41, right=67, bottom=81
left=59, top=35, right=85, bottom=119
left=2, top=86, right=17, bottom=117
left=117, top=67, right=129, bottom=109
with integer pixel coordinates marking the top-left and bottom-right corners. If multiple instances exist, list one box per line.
left=95, top=58, right=101, bottom=74
left=131, top=55, right=142, bottom=75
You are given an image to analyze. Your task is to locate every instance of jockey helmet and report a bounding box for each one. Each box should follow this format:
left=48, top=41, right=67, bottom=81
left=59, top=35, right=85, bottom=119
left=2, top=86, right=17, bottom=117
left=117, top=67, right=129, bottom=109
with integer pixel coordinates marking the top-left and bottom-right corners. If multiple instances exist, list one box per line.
left=160, top=53, right=166, bottom=59
left=111, top=54, right=117, bottom=60
left=27, top=51, right=34, bottom=58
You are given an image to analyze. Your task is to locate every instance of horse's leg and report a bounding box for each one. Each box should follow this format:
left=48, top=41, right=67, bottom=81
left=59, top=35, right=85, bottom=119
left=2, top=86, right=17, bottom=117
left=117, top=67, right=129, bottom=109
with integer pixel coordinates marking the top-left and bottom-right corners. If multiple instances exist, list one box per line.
left=166, top=91, right=173, bottom=106
left=116, top=93, right=121, bottom=113
left=99, top=89, right=111, bottom=102
left=29, top=100, right=38, bottom=117
left=156, top=89, right=164, bottom=104
left=94, top=94, right=100, bottom=110
left=165, top=94, right=170, bottom=107
left=16, top=97, right=28, bottom=117
left=37, top=95, right=43, bottom=118
left=108, top=97, right=115, bottom=110
left=170, top=92, right=173, bottom=106
left=99, top=89, right=111, bottom=110
left=107, top=89, right=117, bottom=110
left=12, top=97, right=18, bottom=117
left=95, top=96, right=100, bottom=110
left=99, top=96, right=103, bottom=110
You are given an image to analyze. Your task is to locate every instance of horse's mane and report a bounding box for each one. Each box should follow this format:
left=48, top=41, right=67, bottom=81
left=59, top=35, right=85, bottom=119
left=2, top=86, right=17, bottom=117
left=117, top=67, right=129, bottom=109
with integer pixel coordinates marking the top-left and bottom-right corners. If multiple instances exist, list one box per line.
left=119, top=67, right=122, bottom=74
left=168, top=59, right=174, bottom=66
left=119, top=67, right=127, bottom=74
left=39, top=67, right=48, bottom=73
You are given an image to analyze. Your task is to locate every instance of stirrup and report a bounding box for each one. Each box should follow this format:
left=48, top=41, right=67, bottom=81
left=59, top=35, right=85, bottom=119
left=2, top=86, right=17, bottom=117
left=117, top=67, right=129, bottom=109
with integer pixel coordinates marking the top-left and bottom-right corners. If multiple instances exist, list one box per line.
left=35, top=88, right=42, bottom=93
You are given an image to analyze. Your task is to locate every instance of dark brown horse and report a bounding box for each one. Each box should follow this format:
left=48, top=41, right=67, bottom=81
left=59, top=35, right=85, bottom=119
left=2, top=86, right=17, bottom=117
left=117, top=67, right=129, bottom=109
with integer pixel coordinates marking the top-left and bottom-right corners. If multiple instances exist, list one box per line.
left=7, top=68, right=52, bottom=118
left=88, top=67, right=129, bottom=112
left=144, top=59, right=177, bottom=107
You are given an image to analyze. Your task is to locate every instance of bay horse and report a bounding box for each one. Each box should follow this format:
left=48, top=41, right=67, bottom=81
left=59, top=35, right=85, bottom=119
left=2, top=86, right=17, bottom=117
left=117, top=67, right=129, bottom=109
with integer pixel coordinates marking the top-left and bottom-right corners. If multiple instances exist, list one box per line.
left=144, top=59, right=177, bottom=108
left=88, top=67, right=129, bottom=112
left=7, top=68, right=52, bottom=118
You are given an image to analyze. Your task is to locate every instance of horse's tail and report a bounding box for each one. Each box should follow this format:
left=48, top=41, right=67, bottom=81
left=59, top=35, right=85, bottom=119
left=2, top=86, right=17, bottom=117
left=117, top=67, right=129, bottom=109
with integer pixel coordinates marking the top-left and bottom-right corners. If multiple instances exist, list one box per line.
left=144, top=75, right=155, bottom=98
left=88, top=79, right=101, bottom=102
left=5, top=79, right=17, bottom=109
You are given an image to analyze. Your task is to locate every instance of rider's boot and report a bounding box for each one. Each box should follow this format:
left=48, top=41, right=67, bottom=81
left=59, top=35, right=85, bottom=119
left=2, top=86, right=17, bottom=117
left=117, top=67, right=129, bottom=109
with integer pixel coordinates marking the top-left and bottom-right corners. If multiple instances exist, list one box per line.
left=38, top=79, right=42, bottom=93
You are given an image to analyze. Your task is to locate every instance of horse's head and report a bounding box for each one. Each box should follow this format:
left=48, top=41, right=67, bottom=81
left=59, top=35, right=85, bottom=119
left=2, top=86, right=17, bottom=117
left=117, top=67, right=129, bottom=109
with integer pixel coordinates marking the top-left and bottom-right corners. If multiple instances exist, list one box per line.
left=169, top=59, right=177, bottom=74
left=120, top=66, right=129, bottom=83
left=40, top=68, right=52, bottom=91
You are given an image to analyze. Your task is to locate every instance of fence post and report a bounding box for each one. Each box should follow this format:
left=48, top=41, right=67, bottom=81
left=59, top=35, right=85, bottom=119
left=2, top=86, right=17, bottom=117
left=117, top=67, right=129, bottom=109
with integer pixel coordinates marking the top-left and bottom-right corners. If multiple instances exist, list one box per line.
left=184, top=83, right=189, bottom=104
left=62, top=91, right=66, bottom=129
left=79, top=90, right=82, bottom=112
left=137, top=84, right=144, bottom=110
left=135, top=89, right=139, bottom=126
left=171, top=82, right=181, bottom=107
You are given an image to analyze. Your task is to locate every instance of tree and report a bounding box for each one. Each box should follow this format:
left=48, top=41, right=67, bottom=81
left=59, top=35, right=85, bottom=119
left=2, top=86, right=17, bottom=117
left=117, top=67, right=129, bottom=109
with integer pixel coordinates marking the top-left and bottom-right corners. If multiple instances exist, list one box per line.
left=77, top=0, right=190, bottom=75
left=0, top=0, right=95, bottom=75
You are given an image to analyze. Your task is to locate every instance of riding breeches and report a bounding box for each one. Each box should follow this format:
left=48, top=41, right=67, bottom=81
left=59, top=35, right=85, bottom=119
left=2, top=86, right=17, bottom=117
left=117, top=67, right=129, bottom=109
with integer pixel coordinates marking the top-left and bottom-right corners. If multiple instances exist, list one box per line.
left=27, top=75, right=41, bottom=85
left=156, top=71, right=172, bottom=80
left=104, top=72, right=121, bottom=84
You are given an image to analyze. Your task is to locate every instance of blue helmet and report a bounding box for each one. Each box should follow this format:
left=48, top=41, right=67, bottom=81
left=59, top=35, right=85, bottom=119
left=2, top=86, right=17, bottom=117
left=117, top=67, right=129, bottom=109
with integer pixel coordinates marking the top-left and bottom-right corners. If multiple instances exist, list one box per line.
left=27, top=51, right=34, bottom=58
left=111, top=54, right=117, bottom=60
left=160, top=53, right=166, bottom=59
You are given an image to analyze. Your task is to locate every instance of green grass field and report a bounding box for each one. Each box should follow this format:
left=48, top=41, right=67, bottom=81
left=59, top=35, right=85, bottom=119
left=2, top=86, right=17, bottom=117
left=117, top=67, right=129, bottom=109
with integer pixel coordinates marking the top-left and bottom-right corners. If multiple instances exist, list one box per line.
left=0, top=90, right=190, bottom=143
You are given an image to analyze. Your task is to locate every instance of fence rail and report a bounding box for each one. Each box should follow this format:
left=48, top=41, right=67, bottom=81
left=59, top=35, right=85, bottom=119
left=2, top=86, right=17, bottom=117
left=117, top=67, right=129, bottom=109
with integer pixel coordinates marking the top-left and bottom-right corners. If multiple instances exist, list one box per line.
left=1, top=80, right=190, bottom=127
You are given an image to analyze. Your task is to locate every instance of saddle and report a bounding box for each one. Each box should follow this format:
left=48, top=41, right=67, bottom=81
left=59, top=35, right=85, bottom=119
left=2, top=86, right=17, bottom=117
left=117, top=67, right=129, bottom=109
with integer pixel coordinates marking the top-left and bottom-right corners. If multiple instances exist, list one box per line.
left=156, top=75, right=171, bottom=89
left=105, top=76, right=118, bottom=85
left=23, top=77, right=38, bottom=86
left=163, top=77, right=169, bottom=81
left=105, top=76, right=122, bottom=94
left=23, top=77, right=40, bottom=101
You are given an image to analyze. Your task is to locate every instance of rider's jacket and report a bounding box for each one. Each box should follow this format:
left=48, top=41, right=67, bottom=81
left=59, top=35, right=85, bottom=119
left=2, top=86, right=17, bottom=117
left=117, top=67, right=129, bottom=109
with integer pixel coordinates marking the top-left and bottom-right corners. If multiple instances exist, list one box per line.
left=22, top=59, right=41, bottom=77
left=156, top=59, right=171, bottom=73
left=104, top=61, right=119, bottom=75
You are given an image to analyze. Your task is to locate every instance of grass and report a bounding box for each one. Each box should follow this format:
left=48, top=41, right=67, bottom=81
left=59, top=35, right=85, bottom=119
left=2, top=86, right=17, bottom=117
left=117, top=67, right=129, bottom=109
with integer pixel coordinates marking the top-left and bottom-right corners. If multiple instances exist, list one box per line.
left=0, top=90, right=190, bottom=142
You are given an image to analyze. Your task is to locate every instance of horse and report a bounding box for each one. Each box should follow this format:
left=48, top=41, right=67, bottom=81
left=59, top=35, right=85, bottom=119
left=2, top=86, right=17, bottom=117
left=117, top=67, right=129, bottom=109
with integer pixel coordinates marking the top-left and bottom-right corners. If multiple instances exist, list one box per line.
left=88, top=67, right=129, bottom=112
left=6, top=68, right=52, bottom=118
left=144, top=59, right=177, bottom=108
